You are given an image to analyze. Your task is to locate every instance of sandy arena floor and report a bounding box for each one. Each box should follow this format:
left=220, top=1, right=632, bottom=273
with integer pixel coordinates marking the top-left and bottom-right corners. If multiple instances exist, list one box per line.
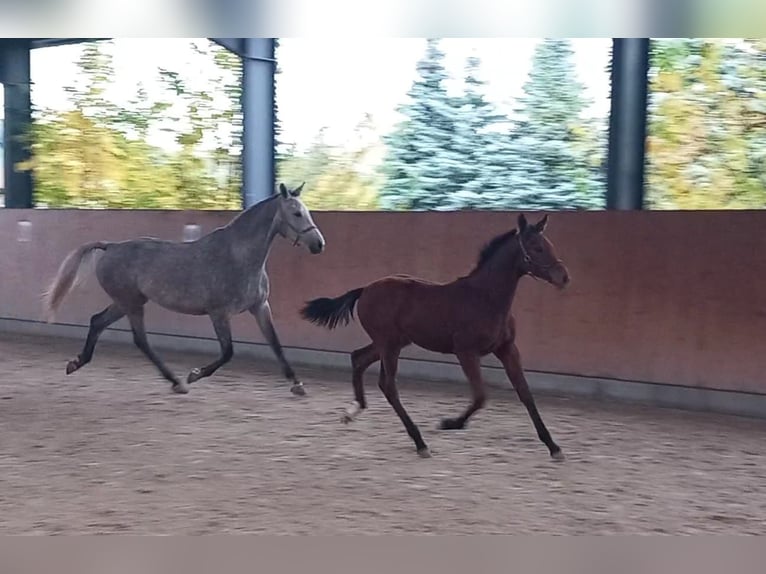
left=1, top=332, right=765, bottom=534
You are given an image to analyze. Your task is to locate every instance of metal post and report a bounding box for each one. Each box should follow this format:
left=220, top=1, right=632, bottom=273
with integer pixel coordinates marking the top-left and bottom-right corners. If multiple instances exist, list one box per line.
left=606, top=38, right=650, bottom=210
left=241, top=37, right=276, bottom=208
left=1, top=40, right=33, bottom=208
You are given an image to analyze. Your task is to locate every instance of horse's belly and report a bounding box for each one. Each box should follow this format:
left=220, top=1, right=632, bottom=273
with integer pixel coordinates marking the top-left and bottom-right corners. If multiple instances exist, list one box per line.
left=152, top=296, right=208, bottom=316
left=413, top=339, right=454, bottom=355
left=409, top=323, right=502, bottom=356
left=407, top=329, right=454, bottom=355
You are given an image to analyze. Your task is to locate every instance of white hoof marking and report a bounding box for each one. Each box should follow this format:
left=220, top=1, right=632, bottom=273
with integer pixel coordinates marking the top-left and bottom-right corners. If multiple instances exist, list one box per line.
left=344, top=400, right=362, bottom=421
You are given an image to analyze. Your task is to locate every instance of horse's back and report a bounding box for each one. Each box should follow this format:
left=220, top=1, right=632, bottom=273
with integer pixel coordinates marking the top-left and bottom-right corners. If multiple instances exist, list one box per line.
left=95, top=237, right=191, bottom=286
left=376, top=273, right=441, bottom=287
left=99, top=237, right=186, bottom=265
left=360, top=274, right=451, bottom=319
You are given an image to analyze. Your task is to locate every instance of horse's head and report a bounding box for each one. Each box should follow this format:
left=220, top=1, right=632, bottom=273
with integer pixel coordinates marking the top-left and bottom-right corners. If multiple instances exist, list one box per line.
left=275, top=182, right=325, bottom=255
left=517, top=213, right=570, bottom=289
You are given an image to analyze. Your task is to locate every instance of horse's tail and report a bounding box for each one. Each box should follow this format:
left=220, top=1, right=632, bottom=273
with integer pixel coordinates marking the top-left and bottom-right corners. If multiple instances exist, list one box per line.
left=42, top=241, right=110, bottom=323
left=300, top=287, right=365, bottom=330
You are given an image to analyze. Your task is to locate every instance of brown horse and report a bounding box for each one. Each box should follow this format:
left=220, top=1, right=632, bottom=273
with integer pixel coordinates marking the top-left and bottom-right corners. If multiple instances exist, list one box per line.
left=300, top=213, right=570, bottom=460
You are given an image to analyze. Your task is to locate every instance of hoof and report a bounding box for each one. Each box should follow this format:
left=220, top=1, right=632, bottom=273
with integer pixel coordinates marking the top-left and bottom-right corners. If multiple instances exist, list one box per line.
left=290, top=382, right=306, bottom=396
left=417, top=447, right=432, bottom=459
left=187, top=368, right=203, bottom=384
left=172, top=382, right=190, bottom=395
left=439, top=417, right=464, bottom=431
left=341, top=401, right=362, bottom=424
left=65, top=359, right=80, bottom=375
left=551, top=449, right=565, bottom=462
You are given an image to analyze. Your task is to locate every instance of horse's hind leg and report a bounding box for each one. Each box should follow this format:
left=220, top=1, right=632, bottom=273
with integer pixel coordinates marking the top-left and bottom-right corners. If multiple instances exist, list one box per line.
left=187, top=312, right=233, bottom=385
left=378, top=347, right=430, bottom=458
left=66, top=304, right=125, bottom=374
left=125, top=307, right=188, bottom=394
left=342, top=344, right=379, bottom=423
left=250, top=301, right=304, bottom=396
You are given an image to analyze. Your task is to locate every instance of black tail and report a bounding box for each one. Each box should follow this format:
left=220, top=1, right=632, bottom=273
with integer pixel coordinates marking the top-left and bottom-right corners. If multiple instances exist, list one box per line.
left=300, top=287, right=364, bottom=330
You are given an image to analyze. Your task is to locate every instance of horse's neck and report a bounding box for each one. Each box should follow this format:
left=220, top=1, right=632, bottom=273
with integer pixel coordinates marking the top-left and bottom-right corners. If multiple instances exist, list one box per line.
left=468, top=242, right=524, bottom=313
left=224, top=198, right=280, bottom=268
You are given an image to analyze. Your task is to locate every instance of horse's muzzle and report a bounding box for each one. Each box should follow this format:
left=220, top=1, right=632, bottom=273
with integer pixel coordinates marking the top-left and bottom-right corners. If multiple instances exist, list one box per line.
left=550, top=266, right=570, bottom=290
left=309, top=239, right=325, bottom=254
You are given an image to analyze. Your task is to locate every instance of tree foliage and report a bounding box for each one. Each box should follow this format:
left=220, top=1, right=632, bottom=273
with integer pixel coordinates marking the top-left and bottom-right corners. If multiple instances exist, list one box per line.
left=647, top=38, right=766, bottom=209
left=378, top=38, right=606, bottom=211
left=22, top=39, right=243, bottom=209
left=276, top=117, right=380, bottom=211
left=22, top=38, right=765, bottom=212
left=379, top=39, right=467, bottom=210
left=273, top=38, right=380, bottom=211
left=504, top=39, right=605, bottom=209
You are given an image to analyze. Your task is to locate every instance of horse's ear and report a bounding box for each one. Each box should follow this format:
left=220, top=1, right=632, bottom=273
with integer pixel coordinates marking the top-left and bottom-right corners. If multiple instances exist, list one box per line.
left=291, top=182, right=305, bottom=197
left=279, top=183, right=289, bottom=198
left=533, top=214, right=549, bottom=233
left=517, top=213, right=528, bottom=232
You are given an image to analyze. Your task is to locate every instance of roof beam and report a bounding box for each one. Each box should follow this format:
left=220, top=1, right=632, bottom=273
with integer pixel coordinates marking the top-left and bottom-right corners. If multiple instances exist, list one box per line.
left=29, top=38, right=109, bottom=49
left=210, top=38, right=245, bottom=58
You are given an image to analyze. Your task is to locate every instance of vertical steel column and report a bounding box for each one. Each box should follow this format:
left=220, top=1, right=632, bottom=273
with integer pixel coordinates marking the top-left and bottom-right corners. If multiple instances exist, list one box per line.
left=1, top=40, right=33, bottom=208
left=241, top=37, right=276, bottom=208
left=606, top=38, right=650, bottom=210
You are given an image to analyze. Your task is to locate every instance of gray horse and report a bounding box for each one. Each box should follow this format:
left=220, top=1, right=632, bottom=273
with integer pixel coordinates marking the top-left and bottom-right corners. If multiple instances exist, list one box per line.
left=43, top=182, right=325, bottom=396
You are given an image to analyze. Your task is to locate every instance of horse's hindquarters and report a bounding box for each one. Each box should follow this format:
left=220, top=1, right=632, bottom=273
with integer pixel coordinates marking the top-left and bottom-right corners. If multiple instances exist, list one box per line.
left=357, top=278, right=457, bottom=354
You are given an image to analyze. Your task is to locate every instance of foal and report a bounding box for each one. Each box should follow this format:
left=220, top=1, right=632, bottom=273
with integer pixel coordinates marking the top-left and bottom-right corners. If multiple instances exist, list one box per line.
left=44, top=183, right=325, bottom=396
left=301, top=213, right=570, bottom=459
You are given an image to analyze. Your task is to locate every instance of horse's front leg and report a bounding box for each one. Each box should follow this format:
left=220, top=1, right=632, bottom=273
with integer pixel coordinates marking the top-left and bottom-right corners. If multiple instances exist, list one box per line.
left=494, top=341, right=564, bottom=461
left=249, top=301, right=305, bottom=396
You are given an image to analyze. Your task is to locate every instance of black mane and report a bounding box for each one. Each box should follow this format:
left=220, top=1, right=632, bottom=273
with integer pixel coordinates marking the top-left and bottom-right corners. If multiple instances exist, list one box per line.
left=470, top=229, right=518, bottom=273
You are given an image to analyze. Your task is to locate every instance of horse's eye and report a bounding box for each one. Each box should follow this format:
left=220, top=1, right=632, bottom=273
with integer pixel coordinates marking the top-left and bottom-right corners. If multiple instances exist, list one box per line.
left=294, top=212, right=303, bottom=218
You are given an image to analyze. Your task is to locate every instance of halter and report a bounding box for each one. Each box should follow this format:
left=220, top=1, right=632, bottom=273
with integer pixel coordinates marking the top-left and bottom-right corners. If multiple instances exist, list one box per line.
left=286, top=221, right=318, bottom=246
left=517, top=233, right=563, bottom=279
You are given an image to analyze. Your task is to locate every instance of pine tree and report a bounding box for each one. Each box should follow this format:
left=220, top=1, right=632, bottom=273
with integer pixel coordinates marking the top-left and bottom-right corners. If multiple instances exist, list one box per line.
left=379, top=39, right=465, bottom=210
left=506, top=39, right=604, bottom=209
left=441, top=54, right=509, bottom=210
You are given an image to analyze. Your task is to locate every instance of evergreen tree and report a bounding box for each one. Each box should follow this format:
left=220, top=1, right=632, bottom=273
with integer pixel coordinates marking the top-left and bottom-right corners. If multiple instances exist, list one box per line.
left=506, top=38, right=604, bottom=209
left=440, top=54, right=508, bottom=210
left=379, top=39, right=465, bottom=210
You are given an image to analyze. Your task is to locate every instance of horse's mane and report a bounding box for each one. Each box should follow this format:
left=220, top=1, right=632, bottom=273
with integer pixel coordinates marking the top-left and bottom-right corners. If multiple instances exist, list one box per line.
left=470, top=228, right=518, bottom=274
left=225, top=193, right=279, bottom=228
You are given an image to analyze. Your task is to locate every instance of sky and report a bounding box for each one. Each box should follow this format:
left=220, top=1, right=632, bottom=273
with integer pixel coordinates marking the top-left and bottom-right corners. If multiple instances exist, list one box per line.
left=275, top=37, right=613, bottom=150
left=1, top=37, right=613, bottom=156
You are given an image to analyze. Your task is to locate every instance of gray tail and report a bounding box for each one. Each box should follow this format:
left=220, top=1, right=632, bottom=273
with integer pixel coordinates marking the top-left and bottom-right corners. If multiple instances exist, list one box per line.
left=42, top=241, right=110, bottom=323
left=300, top=287, right=364, bottom=330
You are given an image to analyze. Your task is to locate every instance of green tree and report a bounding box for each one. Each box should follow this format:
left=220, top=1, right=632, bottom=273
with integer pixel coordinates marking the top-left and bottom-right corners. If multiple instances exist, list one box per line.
left=25, top=39, right=243, bottom=210
left=276, top=117, right=380, bottom=210
left=647, top=38, right=766, bottom=209
left=440, top=54, right=509, bottom=210
left=26, top=41, right=131, bottom=207
left=379, top=39, right=465, bottom=210
left=506, top=38, right=604, bottom=210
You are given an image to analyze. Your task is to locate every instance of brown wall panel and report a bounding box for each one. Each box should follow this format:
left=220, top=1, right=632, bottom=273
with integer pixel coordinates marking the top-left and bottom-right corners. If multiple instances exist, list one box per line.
left=2, top=208, right=765, bottom=394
